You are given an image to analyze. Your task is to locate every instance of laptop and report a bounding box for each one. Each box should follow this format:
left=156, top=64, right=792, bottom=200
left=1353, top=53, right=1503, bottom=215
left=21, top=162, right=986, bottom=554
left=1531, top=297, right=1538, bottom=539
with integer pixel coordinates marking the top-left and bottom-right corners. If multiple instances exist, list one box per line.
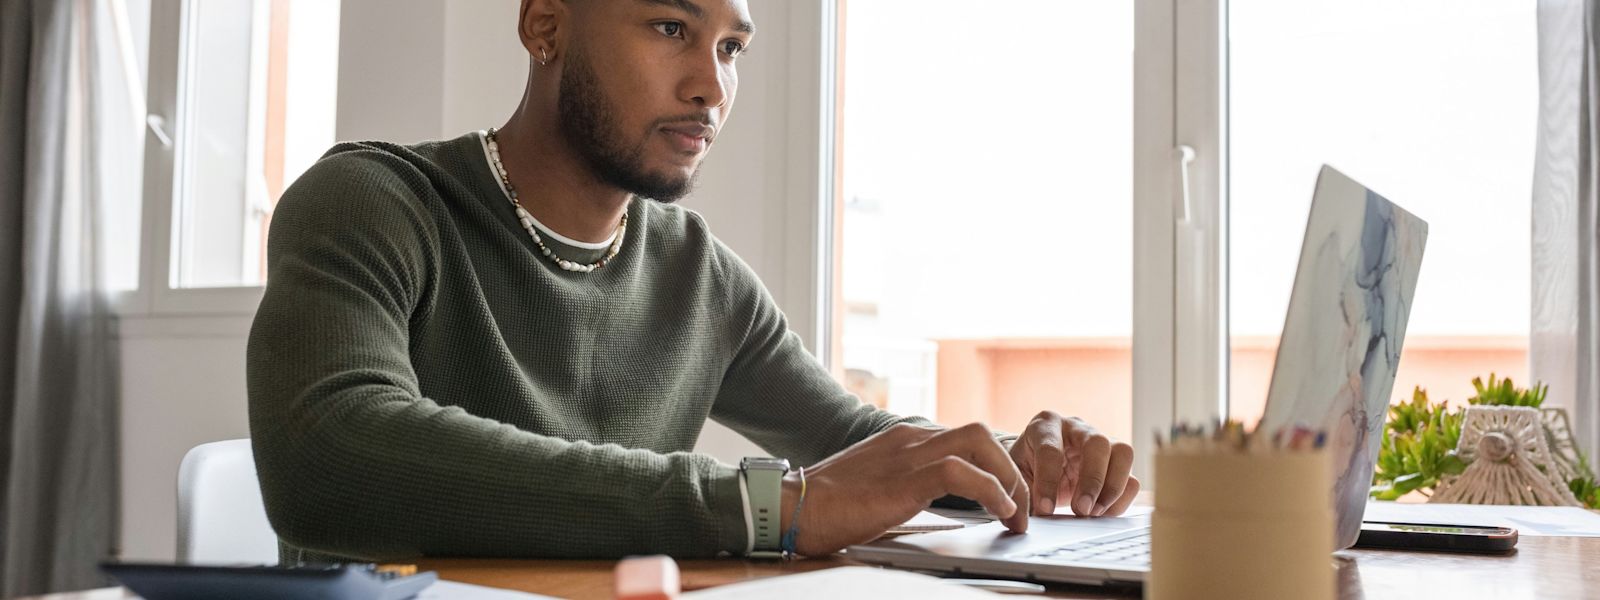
left=847, top=165, right=1429, bottom=587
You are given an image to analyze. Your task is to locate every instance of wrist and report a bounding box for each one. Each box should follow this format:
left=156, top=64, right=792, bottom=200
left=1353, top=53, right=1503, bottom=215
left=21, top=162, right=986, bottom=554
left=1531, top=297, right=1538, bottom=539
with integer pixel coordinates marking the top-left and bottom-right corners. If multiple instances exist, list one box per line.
left=779, top=471, right=802, bottom=535
left=779, top=469, right=806, bottom=555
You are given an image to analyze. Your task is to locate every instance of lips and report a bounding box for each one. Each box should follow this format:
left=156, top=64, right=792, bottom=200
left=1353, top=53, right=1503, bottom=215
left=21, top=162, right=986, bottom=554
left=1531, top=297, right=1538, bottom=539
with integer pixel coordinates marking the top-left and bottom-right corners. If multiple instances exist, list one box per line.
left=660, top=123, right=714, bottom=154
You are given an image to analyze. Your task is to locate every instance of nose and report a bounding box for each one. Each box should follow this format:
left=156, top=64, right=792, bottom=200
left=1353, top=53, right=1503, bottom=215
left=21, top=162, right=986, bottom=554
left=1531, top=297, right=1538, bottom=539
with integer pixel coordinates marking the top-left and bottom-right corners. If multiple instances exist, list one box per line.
left=680, top=48, right=733, bottom=110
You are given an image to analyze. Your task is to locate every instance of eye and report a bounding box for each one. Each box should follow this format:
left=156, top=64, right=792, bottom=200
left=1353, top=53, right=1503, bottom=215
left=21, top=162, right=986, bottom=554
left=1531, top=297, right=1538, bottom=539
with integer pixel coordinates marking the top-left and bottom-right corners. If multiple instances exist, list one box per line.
left=722, top=40, right=746, bottom=57
left=653, top=21, right=684, bottom=38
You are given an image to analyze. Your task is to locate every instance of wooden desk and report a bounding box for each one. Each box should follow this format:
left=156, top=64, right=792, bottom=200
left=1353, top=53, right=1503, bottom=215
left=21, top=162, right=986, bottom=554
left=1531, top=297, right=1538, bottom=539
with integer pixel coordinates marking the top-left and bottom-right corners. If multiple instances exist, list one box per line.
left=30, top=536, right=1599, bottom=599
left=416, top=537, right=1598, bottom=599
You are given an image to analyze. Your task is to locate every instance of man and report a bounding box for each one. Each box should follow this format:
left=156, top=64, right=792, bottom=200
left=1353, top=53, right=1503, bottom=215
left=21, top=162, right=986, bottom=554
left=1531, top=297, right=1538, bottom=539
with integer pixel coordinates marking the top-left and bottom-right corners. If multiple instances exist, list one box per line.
left=247, top=0, right=1137, bottom=561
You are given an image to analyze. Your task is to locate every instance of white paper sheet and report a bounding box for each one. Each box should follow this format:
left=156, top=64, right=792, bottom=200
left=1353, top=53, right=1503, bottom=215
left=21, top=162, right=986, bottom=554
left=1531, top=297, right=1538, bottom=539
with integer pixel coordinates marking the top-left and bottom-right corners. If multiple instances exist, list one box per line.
left=418, top=580, right=562, bottom=599
left=886, top=510, right=965, bottom=533
left=1052, top=505, right=1154, bottom=518
left=683, top=566, right=1006, bottom=599
left=1363, top=501, right=1600, bottom=537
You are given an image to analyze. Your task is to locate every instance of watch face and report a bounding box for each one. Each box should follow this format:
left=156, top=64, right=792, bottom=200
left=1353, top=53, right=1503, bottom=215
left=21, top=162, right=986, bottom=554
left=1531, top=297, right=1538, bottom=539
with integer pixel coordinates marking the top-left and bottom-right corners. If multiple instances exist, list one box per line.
left=741, top=457, right=791, bottom=471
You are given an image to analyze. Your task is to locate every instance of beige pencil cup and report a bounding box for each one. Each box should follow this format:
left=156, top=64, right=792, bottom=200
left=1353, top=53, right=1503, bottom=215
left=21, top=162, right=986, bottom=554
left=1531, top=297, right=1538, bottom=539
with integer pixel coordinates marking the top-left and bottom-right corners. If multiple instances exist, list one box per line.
left=1149, top=449, right=1335, bottom=600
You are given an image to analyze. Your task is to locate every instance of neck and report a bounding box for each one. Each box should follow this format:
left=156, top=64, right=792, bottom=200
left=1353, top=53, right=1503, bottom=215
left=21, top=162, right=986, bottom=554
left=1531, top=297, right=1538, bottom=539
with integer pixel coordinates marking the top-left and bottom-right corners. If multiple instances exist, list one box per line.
left=494, top=108, right=631, bottom=244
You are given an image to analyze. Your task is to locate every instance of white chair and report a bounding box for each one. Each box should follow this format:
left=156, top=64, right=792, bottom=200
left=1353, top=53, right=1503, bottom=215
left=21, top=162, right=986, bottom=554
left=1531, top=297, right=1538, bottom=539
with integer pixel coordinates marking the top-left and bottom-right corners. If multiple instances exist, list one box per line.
left=176, top=438, right=280, bottom=564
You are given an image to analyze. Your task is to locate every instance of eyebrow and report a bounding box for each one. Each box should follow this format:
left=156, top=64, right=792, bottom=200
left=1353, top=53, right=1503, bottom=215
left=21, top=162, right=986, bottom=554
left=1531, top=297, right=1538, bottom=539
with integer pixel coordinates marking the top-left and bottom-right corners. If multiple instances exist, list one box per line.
left=637, top=0, right=756, bottom=34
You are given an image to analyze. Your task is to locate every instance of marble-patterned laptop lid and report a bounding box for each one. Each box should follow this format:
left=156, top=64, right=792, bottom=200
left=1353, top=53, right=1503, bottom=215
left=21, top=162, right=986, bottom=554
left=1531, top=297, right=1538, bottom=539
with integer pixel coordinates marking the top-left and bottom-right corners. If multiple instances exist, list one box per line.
left=1257, top=165, right=1429, bottom=551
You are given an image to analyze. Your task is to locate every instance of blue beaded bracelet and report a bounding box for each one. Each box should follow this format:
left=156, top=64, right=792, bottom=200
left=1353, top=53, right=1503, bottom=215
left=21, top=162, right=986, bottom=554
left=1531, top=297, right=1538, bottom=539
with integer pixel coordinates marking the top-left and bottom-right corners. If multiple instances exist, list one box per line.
left=779, top=466, right=806, bottom=557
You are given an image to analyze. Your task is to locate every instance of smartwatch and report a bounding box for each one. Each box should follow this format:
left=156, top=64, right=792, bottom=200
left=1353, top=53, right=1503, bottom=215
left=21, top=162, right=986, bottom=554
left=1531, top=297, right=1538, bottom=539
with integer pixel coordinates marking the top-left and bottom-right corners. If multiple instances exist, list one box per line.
left=739, top=457, right=790, bottom=558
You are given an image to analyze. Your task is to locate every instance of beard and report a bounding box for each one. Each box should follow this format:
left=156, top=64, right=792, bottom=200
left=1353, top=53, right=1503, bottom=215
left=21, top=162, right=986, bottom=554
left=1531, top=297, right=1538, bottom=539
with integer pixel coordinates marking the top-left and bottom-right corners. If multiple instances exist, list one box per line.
left=557, top=46, right=698, bottom=203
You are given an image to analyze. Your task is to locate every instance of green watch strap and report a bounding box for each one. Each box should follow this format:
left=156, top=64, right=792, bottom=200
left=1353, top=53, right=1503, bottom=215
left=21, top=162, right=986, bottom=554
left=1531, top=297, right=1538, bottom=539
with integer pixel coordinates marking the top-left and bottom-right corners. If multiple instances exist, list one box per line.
left=741, top=457, right=789, bottom=558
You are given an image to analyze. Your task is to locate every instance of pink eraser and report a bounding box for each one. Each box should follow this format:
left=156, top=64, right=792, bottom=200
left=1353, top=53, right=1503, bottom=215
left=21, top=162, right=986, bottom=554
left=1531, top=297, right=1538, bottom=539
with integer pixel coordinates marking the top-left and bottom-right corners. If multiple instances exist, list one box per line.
left=614, top=555, right=681, bottom=600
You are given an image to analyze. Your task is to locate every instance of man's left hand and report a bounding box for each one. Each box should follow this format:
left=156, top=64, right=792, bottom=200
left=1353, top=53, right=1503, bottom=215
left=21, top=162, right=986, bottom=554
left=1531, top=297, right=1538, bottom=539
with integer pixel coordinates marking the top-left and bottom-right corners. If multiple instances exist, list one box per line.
left=1009, top=411, right=1139, bottom=517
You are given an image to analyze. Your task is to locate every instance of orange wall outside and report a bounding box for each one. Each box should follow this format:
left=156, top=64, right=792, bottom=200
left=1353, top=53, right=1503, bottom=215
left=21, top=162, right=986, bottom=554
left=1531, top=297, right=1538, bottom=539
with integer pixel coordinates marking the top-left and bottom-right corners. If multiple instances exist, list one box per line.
left=935, top=339, right=1135, bottom=441
left=933, top=337, right=1528, bottom=443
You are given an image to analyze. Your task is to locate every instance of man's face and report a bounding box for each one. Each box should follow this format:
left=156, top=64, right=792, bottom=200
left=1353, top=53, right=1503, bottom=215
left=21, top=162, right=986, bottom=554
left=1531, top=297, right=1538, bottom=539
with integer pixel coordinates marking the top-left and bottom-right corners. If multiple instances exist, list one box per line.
left=559, top=0, right=754, bottom=203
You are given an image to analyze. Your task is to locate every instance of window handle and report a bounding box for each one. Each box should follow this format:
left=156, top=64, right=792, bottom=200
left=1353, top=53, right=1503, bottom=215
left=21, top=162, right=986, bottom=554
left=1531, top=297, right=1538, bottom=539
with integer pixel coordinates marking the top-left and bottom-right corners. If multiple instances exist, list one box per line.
left=1175, top=145, right=1196, bottom=225
left=147, top=114, right=174, bottom=148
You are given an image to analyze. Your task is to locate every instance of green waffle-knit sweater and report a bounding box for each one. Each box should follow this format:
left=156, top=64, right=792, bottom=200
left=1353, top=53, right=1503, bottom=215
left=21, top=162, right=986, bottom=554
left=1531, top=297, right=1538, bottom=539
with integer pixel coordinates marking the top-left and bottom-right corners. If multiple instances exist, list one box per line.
left=246, top=131, right=925, bottom=562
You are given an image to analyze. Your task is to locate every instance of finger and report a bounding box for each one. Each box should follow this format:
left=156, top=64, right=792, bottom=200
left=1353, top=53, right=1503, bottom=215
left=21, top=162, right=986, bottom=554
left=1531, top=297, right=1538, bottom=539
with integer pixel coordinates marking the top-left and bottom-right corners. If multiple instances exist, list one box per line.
left=914, top=423, right=1030, bottom=530
left=1067, top=424, right=1112, bottom=516
left=1093, top=442, right=1135, bottom=516
left=1025, top=415, right=1066, bottom=516
left=916, top=456, right=1021, bottom=529
left=1100, top=475, right=1141, bottom=517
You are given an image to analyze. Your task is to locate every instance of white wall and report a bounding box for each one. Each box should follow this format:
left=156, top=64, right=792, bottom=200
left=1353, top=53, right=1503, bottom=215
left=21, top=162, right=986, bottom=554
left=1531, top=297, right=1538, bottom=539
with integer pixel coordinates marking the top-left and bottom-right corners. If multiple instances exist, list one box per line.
left=117, top=317, right=254, bottom=561
left=117, top=0, right=811, bottom=561
left=334, top=0, right=446, bottom=143
left=438, top=2, right=527, bottom=137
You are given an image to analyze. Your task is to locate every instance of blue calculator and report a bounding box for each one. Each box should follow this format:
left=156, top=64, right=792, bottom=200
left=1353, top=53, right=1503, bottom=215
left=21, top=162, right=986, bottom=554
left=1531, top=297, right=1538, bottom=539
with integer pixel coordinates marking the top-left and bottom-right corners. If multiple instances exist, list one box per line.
left=100, top=561, right=438, bottom=600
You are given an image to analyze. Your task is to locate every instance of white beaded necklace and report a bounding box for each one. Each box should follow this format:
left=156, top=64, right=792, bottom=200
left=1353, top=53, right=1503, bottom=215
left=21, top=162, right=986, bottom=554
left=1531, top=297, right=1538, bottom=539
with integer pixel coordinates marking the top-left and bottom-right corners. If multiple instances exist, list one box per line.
left=485, top=127, right=626, bottom=273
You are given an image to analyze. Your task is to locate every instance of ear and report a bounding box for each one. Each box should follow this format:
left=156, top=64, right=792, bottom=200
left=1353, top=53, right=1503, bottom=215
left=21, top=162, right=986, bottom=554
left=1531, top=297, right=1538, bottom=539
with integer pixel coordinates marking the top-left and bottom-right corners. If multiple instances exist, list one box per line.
left=518, top=0, right=567, bottom=63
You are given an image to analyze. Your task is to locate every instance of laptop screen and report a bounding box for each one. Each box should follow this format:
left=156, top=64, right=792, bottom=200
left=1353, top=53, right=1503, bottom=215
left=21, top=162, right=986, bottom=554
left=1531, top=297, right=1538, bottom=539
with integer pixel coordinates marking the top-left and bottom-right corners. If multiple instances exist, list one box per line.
left=1257, top=165, right=1430, bottom=550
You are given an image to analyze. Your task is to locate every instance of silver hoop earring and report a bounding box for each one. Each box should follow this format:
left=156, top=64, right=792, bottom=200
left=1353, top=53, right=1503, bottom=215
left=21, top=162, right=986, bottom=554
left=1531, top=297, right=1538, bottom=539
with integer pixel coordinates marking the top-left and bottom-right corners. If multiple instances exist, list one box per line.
left=539, top=48, right=549, bottom=66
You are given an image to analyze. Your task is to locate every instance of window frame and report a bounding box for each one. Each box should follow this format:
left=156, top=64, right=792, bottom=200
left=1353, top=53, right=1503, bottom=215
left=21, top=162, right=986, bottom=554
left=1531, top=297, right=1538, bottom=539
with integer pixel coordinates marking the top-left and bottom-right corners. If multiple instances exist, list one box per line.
left=125, top=0, right=267, bottom=317
left=1168, top=0, right=1230, bottom=430
left=794, top=0, right=1230, bottom=481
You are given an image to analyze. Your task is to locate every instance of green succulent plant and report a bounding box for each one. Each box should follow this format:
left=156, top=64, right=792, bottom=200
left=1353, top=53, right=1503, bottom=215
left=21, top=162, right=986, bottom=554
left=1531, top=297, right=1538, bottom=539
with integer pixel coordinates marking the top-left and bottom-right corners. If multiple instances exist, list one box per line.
left=1570, top=450, right=1600, bottom=507
left=1370, top=387, right=1466, bottom=500
left=1572, top=475, right=1600, bottom=508
left=1370, top=374, right=1598, bottom=509
left=1467, top=373, right=1547, bottom=407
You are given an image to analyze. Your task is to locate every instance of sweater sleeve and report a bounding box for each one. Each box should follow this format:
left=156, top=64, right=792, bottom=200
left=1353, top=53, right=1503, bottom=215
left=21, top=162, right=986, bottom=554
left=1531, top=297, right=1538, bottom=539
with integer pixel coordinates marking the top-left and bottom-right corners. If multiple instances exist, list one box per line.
left=247, top=149, right=745, bottom=560
left=705, top=235, right=936, bottom=467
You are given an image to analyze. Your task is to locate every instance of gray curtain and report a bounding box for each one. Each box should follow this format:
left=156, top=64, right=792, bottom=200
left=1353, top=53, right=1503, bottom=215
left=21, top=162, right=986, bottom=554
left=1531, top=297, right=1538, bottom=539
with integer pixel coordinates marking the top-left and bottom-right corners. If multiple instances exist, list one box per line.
left=1533, top=0, right=1600, bottom=462
left=0, top=0, right=120, bottom=595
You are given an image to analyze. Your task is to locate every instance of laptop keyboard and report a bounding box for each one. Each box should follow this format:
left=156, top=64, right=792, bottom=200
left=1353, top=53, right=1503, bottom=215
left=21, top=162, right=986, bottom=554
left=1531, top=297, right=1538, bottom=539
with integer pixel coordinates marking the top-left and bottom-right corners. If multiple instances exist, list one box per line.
left=1011, top=527, right=1151, bottom=567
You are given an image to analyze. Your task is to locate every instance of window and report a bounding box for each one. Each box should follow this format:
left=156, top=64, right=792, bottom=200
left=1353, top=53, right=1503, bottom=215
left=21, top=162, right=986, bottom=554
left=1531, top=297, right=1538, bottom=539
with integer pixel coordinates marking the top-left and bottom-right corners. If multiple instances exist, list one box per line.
left=830, top=0, right=1136, bottom=441
left=138, top=0, right=339, bottom=311
left=1226, top=0, right=1537, bottom=422
left=815, top=0, right=1542, bottom=461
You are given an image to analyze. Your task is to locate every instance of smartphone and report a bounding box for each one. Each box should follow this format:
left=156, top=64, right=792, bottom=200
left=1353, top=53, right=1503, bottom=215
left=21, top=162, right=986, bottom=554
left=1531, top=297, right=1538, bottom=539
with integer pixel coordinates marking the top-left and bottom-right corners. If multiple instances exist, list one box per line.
left=1354, top=521, right=1518, bottom=554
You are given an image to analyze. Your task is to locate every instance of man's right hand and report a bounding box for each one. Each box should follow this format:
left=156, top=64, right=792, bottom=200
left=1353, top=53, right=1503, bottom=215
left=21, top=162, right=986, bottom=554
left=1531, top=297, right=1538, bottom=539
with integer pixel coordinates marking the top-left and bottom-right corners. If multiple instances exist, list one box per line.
left=778, top=422, right=1029, bottom=556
